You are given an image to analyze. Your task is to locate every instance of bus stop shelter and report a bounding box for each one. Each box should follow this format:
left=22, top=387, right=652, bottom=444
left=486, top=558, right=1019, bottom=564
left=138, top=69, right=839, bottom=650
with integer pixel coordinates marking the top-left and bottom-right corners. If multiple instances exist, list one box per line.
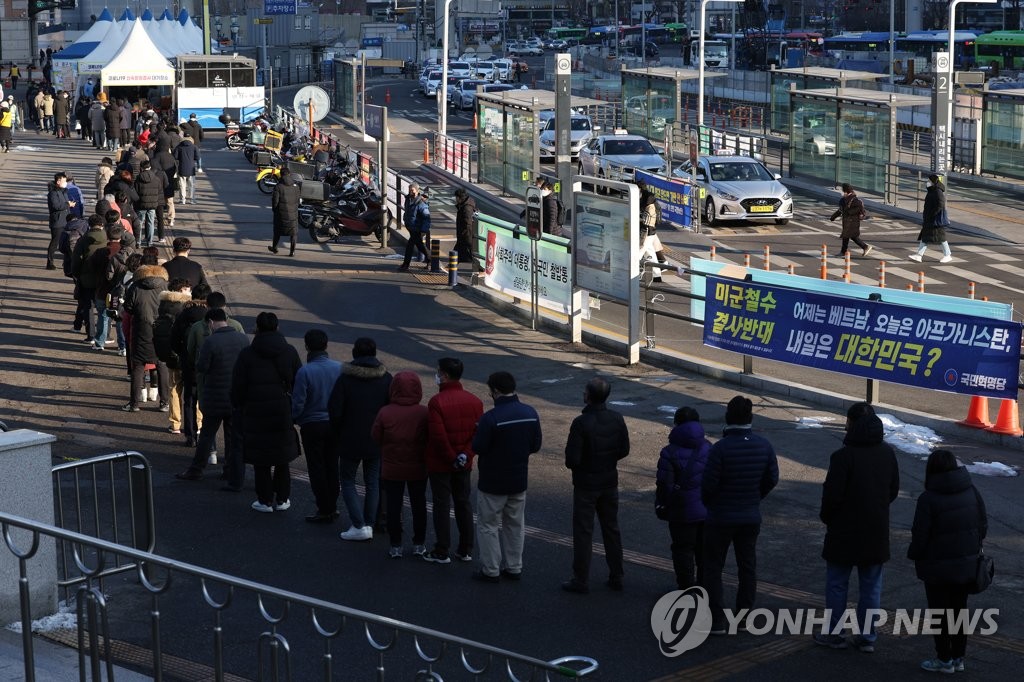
left=620, top=66, right=724, bottom=141
left=789, top=87, right=931, bottom=197
left=982, top=88, right=1024, bottom=180
left=476, top=88, right=612, bottom=198
left=770, top=66, right=888, bottom=133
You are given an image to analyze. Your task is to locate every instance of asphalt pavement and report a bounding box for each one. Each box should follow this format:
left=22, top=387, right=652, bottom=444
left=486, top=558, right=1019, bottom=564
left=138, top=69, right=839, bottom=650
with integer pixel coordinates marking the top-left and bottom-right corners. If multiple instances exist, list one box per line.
left=0, top=101, right=1022, bottom=681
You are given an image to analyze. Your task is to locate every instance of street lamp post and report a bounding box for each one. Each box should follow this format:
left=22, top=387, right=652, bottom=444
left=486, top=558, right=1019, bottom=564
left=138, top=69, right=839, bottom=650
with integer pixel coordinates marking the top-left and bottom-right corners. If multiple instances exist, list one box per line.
left=942, top=0, right=997, bottom=173
left=230, top=15, right=239, bottom=50
left=440, top=0, right=454, bottom=136
left=698, top=0, right=743, bottom=127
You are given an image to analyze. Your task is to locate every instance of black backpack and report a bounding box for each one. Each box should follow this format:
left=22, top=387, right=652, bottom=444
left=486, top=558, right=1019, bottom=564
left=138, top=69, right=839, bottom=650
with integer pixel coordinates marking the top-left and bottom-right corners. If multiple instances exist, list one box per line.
left=152, top=313, right=178, bottom=368
left=555, top=198, right=565, bottom=226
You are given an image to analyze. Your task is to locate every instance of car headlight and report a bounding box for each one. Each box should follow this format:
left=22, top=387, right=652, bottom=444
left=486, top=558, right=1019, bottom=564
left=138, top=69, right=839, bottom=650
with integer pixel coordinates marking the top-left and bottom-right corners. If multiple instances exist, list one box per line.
left=782, top=190, right=792, bottom=200
left=717, top=190, right=740, bottom=201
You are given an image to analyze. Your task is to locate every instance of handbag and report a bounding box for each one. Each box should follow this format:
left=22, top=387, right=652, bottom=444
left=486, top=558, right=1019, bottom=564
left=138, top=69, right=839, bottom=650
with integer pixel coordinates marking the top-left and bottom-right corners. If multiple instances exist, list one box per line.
left=935, top=207, right=951, bottom=228
left=967, top=550, right=994, bottom=595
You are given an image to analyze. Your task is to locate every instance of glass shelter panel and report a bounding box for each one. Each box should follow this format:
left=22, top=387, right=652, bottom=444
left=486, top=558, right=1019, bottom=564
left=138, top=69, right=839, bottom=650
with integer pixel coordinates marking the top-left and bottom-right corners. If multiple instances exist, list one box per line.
left=982, top=99, right=1024, bottom=180
left=790, top=97, right=837, bottom=184
left=505, top=109, right=537, bottom=197
left=622, top=75, right=678, bottom=142
left=478, top=103, right=506, bottom=188
left=771, top=77, right=801, bottom=133
left=333, top=61, right=356, bottom=118
left=837, top=107, right=889, bottom=194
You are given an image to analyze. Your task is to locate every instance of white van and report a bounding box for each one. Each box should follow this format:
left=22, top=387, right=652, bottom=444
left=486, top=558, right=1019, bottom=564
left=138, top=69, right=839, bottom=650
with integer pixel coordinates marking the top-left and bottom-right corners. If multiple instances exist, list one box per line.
left=690, top=40, right=729, bottom=68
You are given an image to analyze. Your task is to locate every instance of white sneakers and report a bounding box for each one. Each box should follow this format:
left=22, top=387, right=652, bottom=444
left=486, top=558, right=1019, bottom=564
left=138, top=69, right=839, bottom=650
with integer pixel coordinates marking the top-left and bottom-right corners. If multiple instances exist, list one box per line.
left=340, top=525, right=373, bottom=541
left=908, top=254, right=923, bottom=262
left=939, top=255, right=953, bottom=263
left=251, top=501, right=274, bottom=513
left=147, top=387, right=158, bottom=402
left=862, top=245, right=873, bottom=257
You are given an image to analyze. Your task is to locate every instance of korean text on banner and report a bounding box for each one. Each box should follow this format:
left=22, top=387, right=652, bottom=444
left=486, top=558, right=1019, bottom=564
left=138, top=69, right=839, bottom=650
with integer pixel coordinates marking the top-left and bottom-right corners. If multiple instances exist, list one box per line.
left=484, top=230, right=571, bottom=313
left=702, top=275, right=1022, bottom=399
left=634, top=169, right=693, bottom=227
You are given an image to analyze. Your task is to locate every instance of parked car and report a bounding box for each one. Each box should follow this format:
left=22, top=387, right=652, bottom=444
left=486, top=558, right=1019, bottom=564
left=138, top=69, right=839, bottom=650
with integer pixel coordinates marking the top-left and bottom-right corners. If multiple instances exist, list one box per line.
left=674, top=154, right=794, bottom=226
left=578, top=132, right=668, bottom=182
left=491, top=59, right=513, bottom=80
left=450, top=79, right=491, bottom=110
left=539, top=114, right=595, bottom=161
left=447, top=61, right=474, bottom=79
left=420, top=68, right=441, bottom=94
left=473, top=61, right=500, bottom=80
left=545, top=39, right=569, bottom=50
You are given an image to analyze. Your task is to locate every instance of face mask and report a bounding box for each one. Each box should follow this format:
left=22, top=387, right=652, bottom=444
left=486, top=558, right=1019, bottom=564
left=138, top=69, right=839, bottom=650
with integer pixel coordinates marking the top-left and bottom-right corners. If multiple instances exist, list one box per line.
left=434, top=373, right=443, bottom=386
left=926, top=182, right=933, bottom=188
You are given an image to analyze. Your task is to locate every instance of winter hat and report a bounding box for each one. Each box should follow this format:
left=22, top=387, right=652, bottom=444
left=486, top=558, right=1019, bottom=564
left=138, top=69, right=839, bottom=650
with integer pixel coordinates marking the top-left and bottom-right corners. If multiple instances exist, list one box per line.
left=725, top=395, right=753, bottom=426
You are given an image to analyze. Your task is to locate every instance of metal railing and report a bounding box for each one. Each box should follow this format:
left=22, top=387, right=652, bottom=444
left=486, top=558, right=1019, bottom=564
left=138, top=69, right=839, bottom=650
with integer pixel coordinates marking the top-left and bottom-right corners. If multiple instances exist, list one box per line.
left=52, top=451, right=155, bottom=603
left=0, top=511, right=598, bottom=681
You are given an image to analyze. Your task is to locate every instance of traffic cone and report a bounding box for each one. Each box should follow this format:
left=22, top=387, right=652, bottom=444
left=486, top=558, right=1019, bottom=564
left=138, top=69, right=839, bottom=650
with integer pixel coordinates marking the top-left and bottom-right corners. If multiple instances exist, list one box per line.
left=472, top=111, right=478, bottom=130
left=423, top=138, right=430, bottom=164
left=957, top=396, right=992, bottom=429
left=986, top=399, right=1023, bottom=436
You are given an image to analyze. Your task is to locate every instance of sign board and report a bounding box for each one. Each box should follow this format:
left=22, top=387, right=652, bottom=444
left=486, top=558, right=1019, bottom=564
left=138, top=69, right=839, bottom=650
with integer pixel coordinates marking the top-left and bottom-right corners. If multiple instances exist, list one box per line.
left=635, top=170, right=694, bottom=228
left=525, top=186, right=543, bottom=240
left=483, top=229, right=572, bottom=313
left=254, top=18, right=273, bottom=25
left=955, top=71, right=985, bottom=86
left=702, top=274, right=1021, bottom=399
left=932, top=51, right=950, bottom=174
left=573, top=184, right=638, bottom=303
left=365, top=104, right=385, bottom=140
left=264, top=0, right=297, bottom=15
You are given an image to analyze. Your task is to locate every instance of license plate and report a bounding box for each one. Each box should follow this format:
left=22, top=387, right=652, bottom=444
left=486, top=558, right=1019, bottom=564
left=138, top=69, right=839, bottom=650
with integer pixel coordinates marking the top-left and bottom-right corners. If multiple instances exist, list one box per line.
left=750, top=205, right=774, bottom=213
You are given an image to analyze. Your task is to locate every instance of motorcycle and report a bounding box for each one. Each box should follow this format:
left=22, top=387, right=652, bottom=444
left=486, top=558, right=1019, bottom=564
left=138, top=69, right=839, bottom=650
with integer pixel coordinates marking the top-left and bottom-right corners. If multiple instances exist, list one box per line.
left=255, top=146, right=334, bottom=194
left=222, top=114, right=272, bottom=150
left=299, top=184, right=388, bottom=246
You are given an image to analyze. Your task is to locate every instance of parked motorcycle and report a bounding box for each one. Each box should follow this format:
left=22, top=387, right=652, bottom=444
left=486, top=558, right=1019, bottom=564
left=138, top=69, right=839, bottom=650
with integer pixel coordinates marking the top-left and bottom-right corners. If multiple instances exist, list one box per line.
left=222, top=114, right=272, bottom=150
left=298, top=183, right=387, bottom=245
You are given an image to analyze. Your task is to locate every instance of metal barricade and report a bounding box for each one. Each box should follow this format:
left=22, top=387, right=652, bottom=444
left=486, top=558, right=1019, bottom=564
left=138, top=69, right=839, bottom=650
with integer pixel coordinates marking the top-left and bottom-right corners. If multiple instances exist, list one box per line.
left=0, top=511, right=598, bottom=681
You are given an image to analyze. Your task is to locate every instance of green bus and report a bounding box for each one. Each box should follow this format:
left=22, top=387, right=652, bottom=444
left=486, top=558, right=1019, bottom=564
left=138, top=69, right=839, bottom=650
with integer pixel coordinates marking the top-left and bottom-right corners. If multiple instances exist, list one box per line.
left=547, top=27, right=588, bottom=42
left=665, top=23, right=690, bottom=43
left=975, top=30, right=1024, bottom=71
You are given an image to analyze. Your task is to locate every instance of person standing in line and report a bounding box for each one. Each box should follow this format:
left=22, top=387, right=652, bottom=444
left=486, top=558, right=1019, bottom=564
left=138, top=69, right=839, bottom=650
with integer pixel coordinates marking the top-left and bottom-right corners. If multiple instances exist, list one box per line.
left=908, top=450, right=988, bottom=674
left=133, top=160, right=166, bottom=247
left=423, top=357, right=483, bottom=564
left=830, top=183, right=872, bottom=258
left=453, top=188, right=476, bottom=264
left=398, top=183, right=430, bottom=270
left=162, top=237, right=210, bottom=291
left=814, top=403, right=899, bottom=652
left=328, top=337, right=393, bottom=541
left=909, top=173, right=952, bottom=263
left=291, top=329, right=343, bottom=523
left=34, top=88, right=46, bottom=133
left=0, top=100, right=13, bottom=152
left=41, top=90, right=54, bottom=133
left=562, top=377, right=630, bottom=594
left=655, top=406, right=710, bottom=591
left=121, top=261, right=170, bottom=412
left=268, top=167, right=300, bottom=257
left=119, top=99, right=132, bottom=148
left=173, top=133, right=200, bottom=205
left=175, top=308, right=249, bottom=482
left=540, top=179, right=559, bottom=235
left=372, top=371, right=429, bottom=558
left=46, top=172, right=75, bottom=270
left=471, top=371, right=541, bottom=583
left=701, top=395, right=779, bottom=634
left=231, top=312, right=302, bottom=512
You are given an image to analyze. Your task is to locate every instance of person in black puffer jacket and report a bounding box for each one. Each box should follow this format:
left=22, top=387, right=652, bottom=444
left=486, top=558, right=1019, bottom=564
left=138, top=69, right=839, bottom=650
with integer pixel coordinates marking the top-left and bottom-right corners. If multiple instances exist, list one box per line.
left=171, top=293, right=208, bottom=447
left=656, top=406, right=710, bottom=590
left=701, top=395, right=779, bottom=633
left=231, top=312, right=302, bottom=511
left=908, top=449, right=988, bottom=674
left=154, top=282, right=192, bottom=434
left=816, top=403, right=900, bottom=651
left=562, top=377, right=630, bottom=594
left=134, top=160, right=167, bottom=247
left=122, top=263, right=169, bottom=412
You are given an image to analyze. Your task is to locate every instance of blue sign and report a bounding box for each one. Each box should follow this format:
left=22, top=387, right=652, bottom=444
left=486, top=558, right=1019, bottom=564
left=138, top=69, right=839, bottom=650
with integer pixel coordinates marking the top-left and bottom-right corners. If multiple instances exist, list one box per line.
left=362, top=37, right=384, bottom=48
left=634, top=169, right=693, bottom=228
left=264, top=0, right=297, bottom=15
left=702, top=275, right=1022, bottom=399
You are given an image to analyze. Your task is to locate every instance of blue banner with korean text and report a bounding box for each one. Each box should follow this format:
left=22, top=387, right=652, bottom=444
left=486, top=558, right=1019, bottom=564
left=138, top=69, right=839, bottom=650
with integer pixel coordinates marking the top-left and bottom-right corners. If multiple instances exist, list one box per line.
left=702, top=275, right=1022, bottom=399
left=634, top=169, right=693, bottom=228
left=264, top=0, right=297, bottom=15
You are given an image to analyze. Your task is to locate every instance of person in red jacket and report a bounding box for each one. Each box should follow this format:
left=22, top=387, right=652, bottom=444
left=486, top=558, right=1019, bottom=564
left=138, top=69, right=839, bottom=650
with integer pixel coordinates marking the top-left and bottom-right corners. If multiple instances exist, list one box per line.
left=372, top=371, right=429, bottom=559
left=423, top=357, right=483, bottom=564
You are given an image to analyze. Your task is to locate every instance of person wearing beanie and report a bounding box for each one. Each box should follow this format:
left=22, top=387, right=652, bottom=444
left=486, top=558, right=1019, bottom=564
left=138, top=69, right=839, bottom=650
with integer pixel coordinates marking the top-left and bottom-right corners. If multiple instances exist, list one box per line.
left=701, top=395, right=779, bottom=635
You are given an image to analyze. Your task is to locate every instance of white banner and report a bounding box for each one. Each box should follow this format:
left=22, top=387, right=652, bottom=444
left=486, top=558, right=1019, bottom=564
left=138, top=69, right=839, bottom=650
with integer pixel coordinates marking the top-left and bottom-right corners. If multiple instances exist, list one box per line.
left=484, top=230, right=571, bottom=313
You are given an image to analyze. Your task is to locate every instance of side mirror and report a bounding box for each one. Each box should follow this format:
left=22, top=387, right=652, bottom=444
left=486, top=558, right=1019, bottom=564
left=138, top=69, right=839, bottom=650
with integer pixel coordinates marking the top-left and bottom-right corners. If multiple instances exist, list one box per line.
left=774, top=173, right=782, bottom=180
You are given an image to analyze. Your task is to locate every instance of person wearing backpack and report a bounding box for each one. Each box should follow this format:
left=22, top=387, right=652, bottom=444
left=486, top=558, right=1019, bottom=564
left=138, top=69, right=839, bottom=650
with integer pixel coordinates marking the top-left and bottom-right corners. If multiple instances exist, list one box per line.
left=637, top=180, right=668, bottom=282
left=154, top=280, right=193, bottom=433
left=656, top=406, right=710, bottom=590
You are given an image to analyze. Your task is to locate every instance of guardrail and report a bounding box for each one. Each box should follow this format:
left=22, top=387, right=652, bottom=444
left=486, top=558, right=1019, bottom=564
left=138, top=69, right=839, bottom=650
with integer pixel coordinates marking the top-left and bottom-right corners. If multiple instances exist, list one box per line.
left=0, top=511, right=598, bottom=681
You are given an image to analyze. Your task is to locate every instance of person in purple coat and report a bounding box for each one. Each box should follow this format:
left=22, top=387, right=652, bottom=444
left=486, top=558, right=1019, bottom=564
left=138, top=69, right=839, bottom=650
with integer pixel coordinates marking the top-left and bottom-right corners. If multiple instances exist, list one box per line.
left=656, top=406, right=710, bottom=590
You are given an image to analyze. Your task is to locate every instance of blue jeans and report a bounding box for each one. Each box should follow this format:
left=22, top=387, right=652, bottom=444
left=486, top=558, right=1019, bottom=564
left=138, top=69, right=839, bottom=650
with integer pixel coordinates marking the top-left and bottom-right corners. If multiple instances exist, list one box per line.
left=826, top=562, right=884, bottom=642
left=92, top=299, right=125, bottom=350
left=340, top=456, right=380, bottom=529
left=139, top=209, right=156, bottom=245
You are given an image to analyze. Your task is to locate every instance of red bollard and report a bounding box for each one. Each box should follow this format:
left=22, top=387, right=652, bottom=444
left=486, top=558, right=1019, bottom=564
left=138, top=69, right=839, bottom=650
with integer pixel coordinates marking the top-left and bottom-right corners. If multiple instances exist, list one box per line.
left=763, top=245, right=770, bottom=271
left=968, top=282, right=976, bottom=299
left=385, top=89, right=391, bottom=105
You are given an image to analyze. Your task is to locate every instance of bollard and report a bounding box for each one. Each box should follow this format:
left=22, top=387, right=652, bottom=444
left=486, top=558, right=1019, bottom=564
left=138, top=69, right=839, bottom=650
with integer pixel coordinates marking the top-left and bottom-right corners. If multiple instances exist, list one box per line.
left=918, top=271, right=926, bottom=293
left=763, top=245, right=770, bottom=271
left=906, top=284, right=914, bottom=290
left=744, top=253, right=751, bottom=268
left=531, top=76, right=537, bottom=88
left=878, top=261, right=886, bottom=288
left=982, top=295, right=989, bottom=301
left=843, top=252, right=851, bottom=283
left=430, top=238, right=442, bottom=273
left=819, top=244, right=828, bottom=280
left=709, top=245, right=716, bottom=261
left=423, top=138, right=430, bottom=164
left=385, top=89, right=391, bottom=105
left=448, top=250, right=459, bottom=287
left=787, top=264, right=795, bottom=275
left=968, top=282, right=976, bottom=299
left=472, top=111, right=478, bottom=130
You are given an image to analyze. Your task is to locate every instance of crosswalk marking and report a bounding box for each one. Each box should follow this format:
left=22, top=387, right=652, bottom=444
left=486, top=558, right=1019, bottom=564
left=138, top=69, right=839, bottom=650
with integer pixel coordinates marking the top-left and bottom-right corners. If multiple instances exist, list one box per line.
left=932, top=265, right=1002, bottom=285
left=957, top=245, right=1018, bottom=262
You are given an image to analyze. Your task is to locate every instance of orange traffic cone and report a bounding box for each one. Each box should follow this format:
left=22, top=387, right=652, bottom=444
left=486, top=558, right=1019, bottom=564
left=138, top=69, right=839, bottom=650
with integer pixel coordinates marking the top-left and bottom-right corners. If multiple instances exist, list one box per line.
left=986, top=399, right=1023, bottom=436
left=423, top=138, right=430, bottom=164
left=472, top=111, right=478, bottom=130
left=957, top=396, right=992, bottom=429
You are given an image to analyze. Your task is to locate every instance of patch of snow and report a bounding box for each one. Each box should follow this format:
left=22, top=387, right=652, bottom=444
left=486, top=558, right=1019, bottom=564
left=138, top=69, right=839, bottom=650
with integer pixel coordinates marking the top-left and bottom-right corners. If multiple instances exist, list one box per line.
left=609, top=400, right=635, bottom=407
left=877, top=413, right=942, bottom=456
left=796, top=416, right=834, bottom=429
left=6, top=602, right=77, bottom=633
left=966, top=461, right=1019, bottom=477
left=541, top=376, right=573, bottom=384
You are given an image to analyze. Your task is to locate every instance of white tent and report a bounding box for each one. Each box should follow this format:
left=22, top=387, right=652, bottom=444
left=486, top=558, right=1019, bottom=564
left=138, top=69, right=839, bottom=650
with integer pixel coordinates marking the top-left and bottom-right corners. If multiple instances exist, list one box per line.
left=101, top=19, right=174, bottom=87
left=78, top=18, right=134, bottom=74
